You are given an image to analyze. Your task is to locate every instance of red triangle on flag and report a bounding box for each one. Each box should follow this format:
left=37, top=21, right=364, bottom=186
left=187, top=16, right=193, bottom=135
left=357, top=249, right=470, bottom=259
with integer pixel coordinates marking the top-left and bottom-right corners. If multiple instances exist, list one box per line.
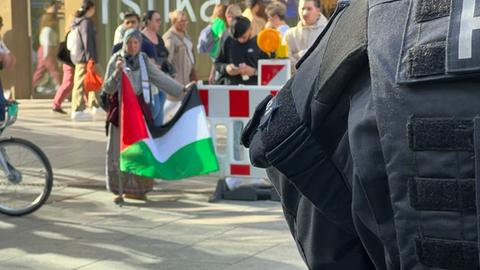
left=120, top=72, right=149, bottom=151
left=261, top=64, right=286, bottom=85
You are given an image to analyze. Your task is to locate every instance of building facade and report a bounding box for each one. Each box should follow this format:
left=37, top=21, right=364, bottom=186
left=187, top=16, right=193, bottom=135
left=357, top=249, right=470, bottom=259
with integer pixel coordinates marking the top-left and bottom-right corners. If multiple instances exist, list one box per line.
left=1, top=0, right=336, bottom=99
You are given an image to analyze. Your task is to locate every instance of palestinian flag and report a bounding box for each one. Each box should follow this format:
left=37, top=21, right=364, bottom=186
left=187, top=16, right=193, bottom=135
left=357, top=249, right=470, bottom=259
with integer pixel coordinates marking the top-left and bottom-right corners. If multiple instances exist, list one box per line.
left=119, top=72, right=219, bottom=180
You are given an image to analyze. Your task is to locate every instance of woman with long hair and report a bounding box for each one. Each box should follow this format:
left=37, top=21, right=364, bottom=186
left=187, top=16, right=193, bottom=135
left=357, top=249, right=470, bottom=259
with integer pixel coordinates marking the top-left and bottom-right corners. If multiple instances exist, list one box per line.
left=70, top=0, right=99, bottom=121
left=141, top=10, right=175, bottom=77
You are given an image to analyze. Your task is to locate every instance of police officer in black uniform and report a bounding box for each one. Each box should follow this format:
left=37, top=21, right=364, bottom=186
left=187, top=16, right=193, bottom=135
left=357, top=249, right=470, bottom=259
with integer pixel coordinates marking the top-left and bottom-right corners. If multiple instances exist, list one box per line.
left=242, top=0, right=480, bottom=269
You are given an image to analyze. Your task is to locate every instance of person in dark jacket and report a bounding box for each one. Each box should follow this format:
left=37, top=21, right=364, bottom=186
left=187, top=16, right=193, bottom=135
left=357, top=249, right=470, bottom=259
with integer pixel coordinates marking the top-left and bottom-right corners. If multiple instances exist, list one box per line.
left=215, top=16, right=268, bottom=85
left=243, top=0, right=480, bottom=269
left=141, top=10, right=175, bottom=77
left=111, top=11, right=155, bottom=59
left=213, top=4, right=242, bottom=85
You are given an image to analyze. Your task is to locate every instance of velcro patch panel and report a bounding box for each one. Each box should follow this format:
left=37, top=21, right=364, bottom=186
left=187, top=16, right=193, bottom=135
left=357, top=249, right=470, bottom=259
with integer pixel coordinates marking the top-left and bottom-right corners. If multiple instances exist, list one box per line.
left=416, top=237, right=478, bottom=269
left=408, top=41, right=446, bottom=78
left=408, top=177, right=475, bottom=211
left=415, top=0, right=451, bottom=22
left=408, top=117, right=473, bottom=151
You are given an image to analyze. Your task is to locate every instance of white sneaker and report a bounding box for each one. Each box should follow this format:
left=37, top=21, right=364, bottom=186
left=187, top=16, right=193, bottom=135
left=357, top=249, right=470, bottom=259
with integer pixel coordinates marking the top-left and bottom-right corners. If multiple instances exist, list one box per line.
left=71, top=111, right=93, bottom=121
left=90, top=106, right=105, bottom=115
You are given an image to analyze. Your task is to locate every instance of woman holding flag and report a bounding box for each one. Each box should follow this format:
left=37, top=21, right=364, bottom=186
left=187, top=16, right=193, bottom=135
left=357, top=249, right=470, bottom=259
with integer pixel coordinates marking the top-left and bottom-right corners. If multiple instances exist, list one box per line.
left=102, top=29, right=186, bottom=203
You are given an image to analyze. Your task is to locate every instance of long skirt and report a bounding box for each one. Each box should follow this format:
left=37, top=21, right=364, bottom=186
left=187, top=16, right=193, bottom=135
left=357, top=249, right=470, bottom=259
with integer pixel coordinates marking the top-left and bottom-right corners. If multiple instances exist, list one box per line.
left=106, top=124, right=154, bottom=196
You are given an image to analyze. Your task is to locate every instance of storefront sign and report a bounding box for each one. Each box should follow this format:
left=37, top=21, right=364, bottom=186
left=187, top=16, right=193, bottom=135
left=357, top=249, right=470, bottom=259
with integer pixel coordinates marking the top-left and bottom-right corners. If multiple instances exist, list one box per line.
left=101, top=0, right=220, bottom=24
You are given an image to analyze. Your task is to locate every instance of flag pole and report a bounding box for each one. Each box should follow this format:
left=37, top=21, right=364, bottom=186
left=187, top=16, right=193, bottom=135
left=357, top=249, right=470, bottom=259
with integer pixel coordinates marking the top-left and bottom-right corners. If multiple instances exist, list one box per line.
left=115, top=69, right=125, bottom=206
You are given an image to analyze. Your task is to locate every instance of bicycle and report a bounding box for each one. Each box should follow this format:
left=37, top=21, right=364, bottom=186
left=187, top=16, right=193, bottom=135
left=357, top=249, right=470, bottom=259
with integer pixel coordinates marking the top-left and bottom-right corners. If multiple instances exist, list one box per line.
left=0, top=101, right=53, bottom=216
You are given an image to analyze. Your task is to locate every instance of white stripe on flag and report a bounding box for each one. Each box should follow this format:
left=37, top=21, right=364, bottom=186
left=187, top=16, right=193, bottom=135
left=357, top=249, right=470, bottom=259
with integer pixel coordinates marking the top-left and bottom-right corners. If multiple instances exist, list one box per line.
left=144, top=105, right=211, bottom=162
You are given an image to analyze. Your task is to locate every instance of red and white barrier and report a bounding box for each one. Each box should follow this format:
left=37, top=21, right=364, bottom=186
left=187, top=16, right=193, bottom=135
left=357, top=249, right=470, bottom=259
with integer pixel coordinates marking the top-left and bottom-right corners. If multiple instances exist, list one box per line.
left=198, top=83, right=279, bottom=179
left=258, top=59, right=291, bottom=86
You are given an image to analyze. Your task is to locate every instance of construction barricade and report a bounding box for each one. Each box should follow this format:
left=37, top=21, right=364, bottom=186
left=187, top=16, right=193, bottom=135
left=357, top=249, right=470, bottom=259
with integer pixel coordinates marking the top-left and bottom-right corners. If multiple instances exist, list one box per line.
left=197, top=83, right=280, bottom=201
left=257, top=59, right=291, bottom=86
left=200, top=59, right=291, bottom=201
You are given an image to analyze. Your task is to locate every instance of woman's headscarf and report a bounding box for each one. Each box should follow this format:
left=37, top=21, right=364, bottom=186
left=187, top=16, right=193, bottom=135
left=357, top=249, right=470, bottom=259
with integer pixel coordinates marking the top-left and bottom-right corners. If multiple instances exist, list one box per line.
left=122, top=28, right=143, bottom=71
left=120, top=28, right=153, bottom=106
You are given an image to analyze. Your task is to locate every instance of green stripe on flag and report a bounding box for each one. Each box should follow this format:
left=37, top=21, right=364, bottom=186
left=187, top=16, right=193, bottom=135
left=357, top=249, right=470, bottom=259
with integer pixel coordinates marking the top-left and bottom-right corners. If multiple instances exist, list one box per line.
left=120, top=138, right=219, bottom=180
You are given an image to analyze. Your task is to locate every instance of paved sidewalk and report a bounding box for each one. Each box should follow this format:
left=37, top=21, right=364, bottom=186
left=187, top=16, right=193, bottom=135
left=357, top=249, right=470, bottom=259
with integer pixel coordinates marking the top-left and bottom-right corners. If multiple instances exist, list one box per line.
left=0, top=100, right=307, bottom=270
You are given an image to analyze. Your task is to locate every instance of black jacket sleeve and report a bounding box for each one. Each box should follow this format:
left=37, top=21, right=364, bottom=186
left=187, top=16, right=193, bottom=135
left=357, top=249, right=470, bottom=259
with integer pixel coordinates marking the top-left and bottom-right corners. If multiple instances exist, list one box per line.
left=214, top=37, right=231, bottom=78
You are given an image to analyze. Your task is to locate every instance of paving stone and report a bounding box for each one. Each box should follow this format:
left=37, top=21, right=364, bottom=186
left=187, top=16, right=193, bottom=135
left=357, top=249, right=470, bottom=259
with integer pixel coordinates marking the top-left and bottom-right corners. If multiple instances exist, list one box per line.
left=0, top=100, right=306, bottom=270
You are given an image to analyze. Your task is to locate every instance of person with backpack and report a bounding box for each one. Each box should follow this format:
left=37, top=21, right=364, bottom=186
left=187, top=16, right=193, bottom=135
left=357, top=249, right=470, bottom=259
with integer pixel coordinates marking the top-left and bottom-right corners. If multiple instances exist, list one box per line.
left=197, top=3, right=227, bottom=85
left=69, top=0, right=99, bottom=121
left=52, top=14, right=76, bottom=114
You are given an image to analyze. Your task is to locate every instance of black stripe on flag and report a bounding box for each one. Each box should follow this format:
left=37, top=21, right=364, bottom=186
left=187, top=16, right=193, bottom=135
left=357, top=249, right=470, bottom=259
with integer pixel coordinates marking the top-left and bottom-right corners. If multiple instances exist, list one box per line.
left=145, top=84, right=203, bottom=138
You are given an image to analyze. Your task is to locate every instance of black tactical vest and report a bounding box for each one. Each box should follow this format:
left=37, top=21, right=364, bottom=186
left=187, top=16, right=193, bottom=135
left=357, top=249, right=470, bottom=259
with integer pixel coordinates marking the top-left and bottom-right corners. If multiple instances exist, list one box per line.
left=242, top=0, right=480, bottom=269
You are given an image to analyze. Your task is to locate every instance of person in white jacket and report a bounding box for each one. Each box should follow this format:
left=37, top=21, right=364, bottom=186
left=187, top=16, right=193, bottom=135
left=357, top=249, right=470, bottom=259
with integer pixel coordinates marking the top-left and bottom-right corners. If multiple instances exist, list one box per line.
left=284, top=0, right=327, bottom=70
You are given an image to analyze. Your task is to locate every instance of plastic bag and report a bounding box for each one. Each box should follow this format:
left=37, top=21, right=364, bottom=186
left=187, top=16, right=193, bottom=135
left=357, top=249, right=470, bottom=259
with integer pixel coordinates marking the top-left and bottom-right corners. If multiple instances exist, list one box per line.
left=84, top=60, right=103, bottom=92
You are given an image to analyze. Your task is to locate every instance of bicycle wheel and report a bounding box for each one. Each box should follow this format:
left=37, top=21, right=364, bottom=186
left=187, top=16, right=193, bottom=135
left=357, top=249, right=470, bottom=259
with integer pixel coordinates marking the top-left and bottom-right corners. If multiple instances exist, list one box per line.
left=0, top=137, right=53, bottom=216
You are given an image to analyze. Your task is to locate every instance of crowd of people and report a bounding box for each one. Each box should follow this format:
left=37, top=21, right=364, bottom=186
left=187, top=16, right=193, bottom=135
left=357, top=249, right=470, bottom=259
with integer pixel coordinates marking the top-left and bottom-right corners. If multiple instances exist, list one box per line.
left=24, top=0, right=328, bottom=119
left=0, top=0, right=328, bottom=201
left=212, top=0, right=328, bottom=84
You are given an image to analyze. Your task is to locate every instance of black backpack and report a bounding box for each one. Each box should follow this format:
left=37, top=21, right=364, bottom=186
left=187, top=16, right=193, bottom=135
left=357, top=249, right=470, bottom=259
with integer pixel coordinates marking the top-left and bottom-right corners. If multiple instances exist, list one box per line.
left=57, top=32, right=74, bottom=67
